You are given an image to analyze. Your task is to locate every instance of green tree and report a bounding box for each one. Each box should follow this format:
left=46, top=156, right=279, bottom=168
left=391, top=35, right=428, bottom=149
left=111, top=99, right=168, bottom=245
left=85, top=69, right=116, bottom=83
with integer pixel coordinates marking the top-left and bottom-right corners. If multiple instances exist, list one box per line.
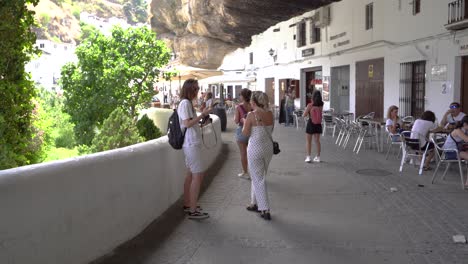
left=60, top=26, right=170, bottom=145
left=0, top=0, right=41, bottom=170
left=137, top=114, right=162, bottom=141
left=92, top=108, right=142, bottom=152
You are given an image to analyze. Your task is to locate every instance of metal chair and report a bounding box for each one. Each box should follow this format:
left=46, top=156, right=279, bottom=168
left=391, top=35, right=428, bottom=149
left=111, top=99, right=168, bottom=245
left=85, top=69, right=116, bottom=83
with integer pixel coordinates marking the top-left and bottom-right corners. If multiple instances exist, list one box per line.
left=431, top=134, right=467, bottom=190
left=401, top=116, right=415, bottom=130
left=322, top=114, right=337, bottom=137
left=399, top=131, right=430, bottom=175
left=293, top=110, right=306, bottom=130
left=385, top=132, right=403, bottom=160
left=354, top=121, right=380, bottom=154
left=335, top=118, right=348, bottom=146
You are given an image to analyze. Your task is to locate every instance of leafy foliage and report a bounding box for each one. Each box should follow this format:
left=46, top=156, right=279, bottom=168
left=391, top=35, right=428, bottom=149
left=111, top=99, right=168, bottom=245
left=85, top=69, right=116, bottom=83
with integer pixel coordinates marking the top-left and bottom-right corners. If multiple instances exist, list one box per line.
left=137, top=114, right=162, bottom=141
left=37, top=88, right=76, bottom=149
left=0, top=0, right=40, bottom=170
left=91, top=108, right=143, bottom=152
left=60, top=25, right=170, bottom=145
left=123, top=0, right=148, bottom=25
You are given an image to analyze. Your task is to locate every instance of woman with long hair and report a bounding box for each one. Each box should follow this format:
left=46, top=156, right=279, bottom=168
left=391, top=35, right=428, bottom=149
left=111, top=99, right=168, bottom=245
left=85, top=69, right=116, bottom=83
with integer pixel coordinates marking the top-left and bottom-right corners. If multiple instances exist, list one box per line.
left=386, top=105, right=402, bottom=141
left=177, top=79, right=212, bottom=220
left=303, top=90, right=324, bottom=163
left=411, top=111, right=437, bottom=171
left=234, top=88, right=252, bottom=179
left=242, top=91, right=274, bottom=220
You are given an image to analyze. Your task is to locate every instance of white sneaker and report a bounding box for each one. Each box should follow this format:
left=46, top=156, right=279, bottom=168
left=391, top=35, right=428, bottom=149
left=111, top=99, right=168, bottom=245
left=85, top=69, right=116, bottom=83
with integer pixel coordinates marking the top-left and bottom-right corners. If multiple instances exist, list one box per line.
left=238, top=172, right=250, bottom=179
left=313, top=156, right=321, bottom=163
left=305, top=156, right=311, bottom=163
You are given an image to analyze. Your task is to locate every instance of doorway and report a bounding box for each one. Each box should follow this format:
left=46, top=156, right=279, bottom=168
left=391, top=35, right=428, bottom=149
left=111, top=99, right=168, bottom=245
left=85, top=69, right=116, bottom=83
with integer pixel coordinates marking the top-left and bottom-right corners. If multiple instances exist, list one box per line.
left=331, top=65, right=350, bottom=113
left=265, top=78, right=275, bottom=106
left=399, top=61, right=426, bottom=118
left=356, top=58, right=384, bottom=118
left=462, top=56, right=468, bottom=109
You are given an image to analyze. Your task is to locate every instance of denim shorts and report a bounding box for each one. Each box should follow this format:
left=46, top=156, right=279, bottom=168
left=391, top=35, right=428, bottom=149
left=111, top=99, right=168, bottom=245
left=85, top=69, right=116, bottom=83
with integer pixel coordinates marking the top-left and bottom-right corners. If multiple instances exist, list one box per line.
left=445, top=151, right=458, bottom=160
left=235, top=126, right=249, bottom=143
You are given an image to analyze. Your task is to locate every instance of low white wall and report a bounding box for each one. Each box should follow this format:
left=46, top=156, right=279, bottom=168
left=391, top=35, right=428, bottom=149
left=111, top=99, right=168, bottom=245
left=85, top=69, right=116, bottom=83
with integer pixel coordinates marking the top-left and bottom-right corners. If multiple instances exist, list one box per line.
left=0, top=115, right=222, bottom=264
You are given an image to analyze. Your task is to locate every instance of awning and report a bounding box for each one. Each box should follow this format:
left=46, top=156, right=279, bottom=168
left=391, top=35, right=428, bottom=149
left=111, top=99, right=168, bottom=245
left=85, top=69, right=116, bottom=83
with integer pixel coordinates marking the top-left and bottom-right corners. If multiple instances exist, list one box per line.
left=200, top=74, right=256, bottom=84
left=169, top=65, right=223, bottom=81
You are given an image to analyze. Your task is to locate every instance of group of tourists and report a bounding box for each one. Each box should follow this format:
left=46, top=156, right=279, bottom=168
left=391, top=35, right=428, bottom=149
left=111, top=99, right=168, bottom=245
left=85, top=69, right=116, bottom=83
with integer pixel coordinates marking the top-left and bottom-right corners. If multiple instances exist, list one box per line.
left=176, top=79, right=326, bottom=221
left=385, top=102, right=468, bottom=186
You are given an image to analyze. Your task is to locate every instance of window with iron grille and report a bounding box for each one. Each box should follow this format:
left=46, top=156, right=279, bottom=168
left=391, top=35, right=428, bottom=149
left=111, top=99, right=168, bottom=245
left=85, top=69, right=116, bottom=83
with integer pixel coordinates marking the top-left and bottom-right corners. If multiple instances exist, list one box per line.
left=310, top=22, right=321, bottom=44
left=297, top=21, right=307, bottom=47
left=413, top=0, right=421, bottom=15
left=365, top=3, right=373, bottom=30
left=399, top=61, right=426, bottom=118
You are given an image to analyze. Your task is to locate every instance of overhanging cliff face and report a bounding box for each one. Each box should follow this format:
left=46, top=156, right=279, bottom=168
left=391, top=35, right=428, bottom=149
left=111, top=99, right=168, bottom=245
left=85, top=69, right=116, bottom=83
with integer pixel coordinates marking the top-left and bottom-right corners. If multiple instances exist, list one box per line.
left=150, top=0, right=340, bottom=69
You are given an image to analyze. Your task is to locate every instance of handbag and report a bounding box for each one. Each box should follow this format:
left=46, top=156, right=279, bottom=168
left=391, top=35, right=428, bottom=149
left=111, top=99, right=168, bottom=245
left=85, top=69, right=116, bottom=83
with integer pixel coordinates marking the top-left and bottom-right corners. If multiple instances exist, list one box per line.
left=255, top=112, right=280, bottom=155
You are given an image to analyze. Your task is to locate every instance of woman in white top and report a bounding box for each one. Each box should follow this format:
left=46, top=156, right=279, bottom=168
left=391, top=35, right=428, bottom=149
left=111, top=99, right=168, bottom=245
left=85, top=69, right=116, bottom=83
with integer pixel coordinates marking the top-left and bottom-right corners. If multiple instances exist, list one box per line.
left=178, top=79, right=212, bottom=220
left=411, top=111, right=437, bottom=170
left=242, top=91, right=274, bottom=220
left=200, top=92, right=213, bottom=112
left=386, top=105, right=402, bottom=142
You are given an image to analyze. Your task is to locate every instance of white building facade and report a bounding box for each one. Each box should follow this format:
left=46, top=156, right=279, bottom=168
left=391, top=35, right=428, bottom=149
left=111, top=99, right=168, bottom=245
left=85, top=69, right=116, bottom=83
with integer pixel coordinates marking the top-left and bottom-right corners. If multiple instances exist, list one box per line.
left=25, top=40, right=77, bottom=91
left=220, top=0, right=468, bottom=121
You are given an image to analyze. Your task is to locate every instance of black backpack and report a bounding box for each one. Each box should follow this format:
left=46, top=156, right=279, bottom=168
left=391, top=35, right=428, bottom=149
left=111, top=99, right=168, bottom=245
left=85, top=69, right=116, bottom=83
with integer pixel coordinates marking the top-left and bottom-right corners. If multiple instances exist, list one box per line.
left=167, top=109, right=186, bottom=149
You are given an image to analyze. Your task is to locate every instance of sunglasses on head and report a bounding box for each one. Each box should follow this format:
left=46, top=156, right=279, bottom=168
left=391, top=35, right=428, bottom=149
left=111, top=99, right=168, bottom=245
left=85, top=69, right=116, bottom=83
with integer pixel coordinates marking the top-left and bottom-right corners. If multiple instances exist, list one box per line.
left=450, top=105, right=460, bottom=109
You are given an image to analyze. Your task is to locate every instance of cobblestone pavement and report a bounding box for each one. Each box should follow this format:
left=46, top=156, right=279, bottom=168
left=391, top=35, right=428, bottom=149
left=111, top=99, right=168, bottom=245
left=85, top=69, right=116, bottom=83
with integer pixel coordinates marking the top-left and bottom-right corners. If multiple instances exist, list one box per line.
left=95, top=118, right=468, bottom=264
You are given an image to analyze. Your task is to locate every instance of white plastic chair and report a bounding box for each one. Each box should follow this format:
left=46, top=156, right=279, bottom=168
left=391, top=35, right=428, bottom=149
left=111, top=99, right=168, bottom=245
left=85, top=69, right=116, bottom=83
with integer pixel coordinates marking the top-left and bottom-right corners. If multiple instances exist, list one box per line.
left=293, top=110, right=306, bottom=130
left=431, top=134, right=467, bottom=190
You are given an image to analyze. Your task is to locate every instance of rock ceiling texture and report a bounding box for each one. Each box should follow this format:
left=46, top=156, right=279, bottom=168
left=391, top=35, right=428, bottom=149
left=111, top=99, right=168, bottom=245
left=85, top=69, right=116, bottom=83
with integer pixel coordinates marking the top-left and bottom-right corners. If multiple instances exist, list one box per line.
left=150, top=0, right=340, bottom=69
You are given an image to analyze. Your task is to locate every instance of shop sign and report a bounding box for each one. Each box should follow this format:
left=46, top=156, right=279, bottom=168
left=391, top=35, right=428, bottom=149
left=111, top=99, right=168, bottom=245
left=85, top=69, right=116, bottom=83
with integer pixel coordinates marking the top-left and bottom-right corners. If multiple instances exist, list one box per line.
left=302, top=48, right=315, bottom=57
left=460, top=43, right=468, bottom=53
left=368, top=65, right=374, bottom=78
left=431, top=64, right=447, bottom=81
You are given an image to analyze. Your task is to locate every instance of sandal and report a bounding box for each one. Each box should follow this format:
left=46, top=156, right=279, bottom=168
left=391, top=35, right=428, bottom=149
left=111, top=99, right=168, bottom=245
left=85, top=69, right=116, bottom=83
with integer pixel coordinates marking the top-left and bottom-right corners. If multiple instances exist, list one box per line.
left=246, top=204, right=260, bottom=212
left=260, top=210, right=271, bottom=221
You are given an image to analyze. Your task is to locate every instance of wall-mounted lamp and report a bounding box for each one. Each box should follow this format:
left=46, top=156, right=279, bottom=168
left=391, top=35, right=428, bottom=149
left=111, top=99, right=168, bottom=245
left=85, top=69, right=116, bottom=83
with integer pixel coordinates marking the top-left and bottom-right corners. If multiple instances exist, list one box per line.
left=268, top=48, right=275, bottom=57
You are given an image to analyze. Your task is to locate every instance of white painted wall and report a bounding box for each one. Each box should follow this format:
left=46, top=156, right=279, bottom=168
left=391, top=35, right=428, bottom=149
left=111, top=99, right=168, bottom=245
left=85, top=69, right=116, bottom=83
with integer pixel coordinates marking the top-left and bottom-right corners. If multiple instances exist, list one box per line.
left=220, top=0, right=468, bottom=120
left=0, top=116, right=222, bottom=264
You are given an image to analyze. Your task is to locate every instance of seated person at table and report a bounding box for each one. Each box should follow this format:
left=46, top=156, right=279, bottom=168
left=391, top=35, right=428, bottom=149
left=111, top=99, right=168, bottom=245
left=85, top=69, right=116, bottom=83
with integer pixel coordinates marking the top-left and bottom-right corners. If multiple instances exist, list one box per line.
left=386, top=105, right=402, bottom=141
left=411, top=111, right=438, bottom=171
left=443, top=116, right=468, bottom=159
left=440, top=102, right=466, bottom=129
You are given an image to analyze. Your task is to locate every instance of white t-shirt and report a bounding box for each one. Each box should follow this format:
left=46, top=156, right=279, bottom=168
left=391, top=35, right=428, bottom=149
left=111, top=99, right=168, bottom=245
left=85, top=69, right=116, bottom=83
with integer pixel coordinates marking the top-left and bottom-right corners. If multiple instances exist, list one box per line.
left=446, top=112, right=466, bottom=126
left=385, top=119, right=401, bottom=133
left=411, top=119, right=437, bottom=147
left=178, top=99, right=201, bottom=147
left=205, top=98, right=213, bottom=108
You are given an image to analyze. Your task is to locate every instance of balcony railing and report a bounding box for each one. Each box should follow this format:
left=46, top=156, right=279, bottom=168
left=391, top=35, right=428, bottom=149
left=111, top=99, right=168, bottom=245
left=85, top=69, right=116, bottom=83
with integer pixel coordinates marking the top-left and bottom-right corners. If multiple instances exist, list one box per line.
left=447, top=0, right=468, bottom=30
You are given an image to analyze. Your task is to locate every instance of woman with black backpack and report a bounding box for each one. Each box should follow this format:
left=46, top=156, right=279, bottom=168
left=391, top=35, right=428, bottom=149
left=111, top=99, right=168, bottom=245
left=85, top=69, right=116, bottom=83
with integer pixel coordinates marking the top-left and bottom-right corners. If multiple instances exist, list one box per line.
left=178, top=79, right=212, bottom=220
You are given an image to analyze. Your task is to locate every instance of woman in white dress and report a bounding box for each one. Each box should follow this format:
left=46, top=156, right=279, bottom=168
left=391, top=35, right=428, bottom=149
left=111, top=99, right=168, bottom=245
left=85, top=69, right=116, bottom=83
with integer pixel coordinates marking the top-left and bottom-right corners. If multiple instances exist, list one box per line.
left=242, top=91, right=274, bottom=220
left=178, top=79, right=212, bottom=220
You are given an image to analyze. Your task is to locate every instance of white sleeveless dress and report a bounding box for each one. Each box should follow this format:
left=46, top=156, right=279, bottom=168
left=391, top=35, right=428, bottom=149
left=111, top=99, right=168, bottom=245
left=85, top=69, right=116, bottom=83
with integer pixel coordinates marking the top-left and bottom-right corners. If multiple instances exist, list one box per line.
left=247, top=124, right=274, bottom=211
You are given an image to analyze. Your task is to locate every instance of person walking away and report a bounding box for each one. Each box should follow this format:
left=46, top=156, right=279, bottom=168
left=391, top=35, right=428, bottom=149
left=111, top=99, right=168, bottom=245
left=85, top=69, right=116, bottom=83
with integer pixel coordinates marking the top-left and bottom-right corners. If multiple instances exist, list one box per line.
left=242, top=91, right=274, bottom=220
left=303, top=90, right=324, bottom=163
left=284, top=92, right=294, bottom=126
left=234, top=88, right=252, bottom=179
left=178, top=79, right=212, bottom=220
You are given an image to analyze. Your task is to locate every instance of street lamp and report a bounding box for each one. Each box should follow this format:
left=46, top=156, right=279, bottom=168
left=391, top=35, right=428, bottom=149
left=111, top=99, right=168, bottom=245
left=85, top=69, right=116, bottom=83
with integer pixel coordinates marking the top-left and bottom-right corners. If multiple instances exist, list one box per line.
left=268, top=48, right=275, bottom=57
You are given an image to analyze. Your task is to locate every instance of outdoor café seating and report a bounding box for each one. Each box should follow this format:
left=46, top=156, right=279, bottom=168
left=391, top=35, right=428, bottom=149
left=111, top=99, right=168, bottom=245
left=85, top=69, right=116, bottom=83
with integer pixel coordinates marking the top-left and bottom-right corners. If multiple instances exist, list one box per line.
left=431, top=134, right=467, bottom=190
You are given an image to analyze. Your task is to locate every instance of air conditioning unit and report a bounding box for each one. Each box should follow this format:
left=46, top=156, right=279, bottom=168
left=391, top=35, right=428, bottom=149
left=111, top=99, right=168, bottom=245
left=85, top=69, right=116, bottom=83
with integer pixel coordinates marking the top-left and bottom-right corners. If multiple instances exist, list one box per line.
left=317, top=6, right=331, bottom=27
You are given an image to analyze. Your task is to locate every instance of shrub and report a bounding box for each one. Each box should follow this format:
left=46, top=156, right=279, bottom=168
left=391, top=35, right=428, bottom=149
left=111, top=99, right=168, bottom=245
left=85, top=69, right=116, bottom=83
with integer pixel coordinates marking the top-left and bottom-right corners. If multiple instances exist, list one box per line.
left=39, top=13, right=51, bottom=26
left=137, top=114, right=162, bottom=141
left=92, top=108, right=143, bottom=152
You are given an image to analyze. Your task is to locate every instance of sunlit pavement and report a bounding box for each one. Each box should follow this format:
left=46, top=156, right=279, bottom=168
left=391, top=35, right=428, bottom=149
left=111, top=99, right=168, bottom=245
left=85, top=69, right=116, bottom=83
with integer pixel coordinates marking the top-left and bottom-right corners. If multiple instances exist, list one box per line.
left=94, top=118, right=468, bottom=264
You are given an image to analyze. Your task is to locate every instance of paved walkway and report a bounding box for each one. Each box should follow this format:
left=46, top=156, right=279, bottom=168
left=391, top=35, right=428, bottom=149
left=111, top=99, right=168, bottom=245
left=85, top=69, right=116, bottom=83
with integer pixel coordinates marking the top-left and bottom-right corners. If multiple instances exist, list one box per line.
left=94, top=118, right=468, bottom=264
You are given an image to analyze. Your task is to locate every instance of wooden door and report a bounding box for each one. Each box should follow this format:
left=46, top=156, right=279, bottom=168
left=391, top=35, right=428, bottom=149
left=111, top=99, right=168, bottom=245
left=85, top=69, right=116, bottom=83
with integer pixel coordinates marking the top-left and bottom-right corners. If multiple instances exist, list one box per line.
left=356, top=58, right=384, bottom=118
left=265, top=78, right=275, bottom=106
left=462, top=57, right=468, bottom=110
